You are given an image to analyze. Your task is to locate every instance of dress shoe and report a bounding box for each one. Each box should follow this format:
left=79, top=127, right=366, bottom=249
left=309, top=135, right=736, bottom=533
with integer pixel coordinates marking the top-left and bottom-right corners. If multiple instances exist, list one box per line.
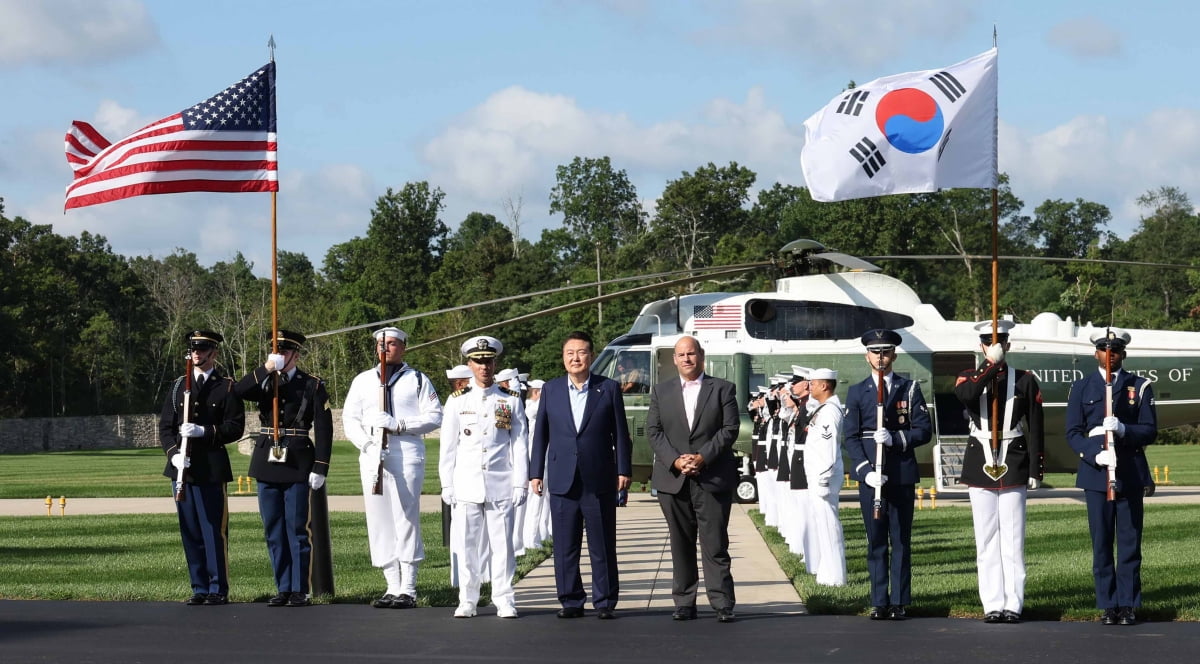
left=372, top=593, right=397, bottom=609
left=888, top=605, right=907, bottom=620
left=868, top=606, right=888, bottom=620
left=453, top=602, right=477, bottom=618
left=557, top=607, right=585, bottom=619
left=597, top=608, right=616, bottom=620
left=672, top=606, right=697, bottom=621
left=186, top=593, right=207, bottom=606
left=1118, top=607, right=1137, bottom=626
left=983, top=611, right=1003, bottom=624
left=716, top=608, right=736, bottom=623
left=1002, top=610, right=1021, bottom=624
left=390, top=594, right=416, bottom=609
left=203, top=593, right=228, bottom=606
left=267, top=592, right=289, bottom=607
left=287, top=593, right=311, bottom=607
left=1101, top=608, right=1119, bottom=625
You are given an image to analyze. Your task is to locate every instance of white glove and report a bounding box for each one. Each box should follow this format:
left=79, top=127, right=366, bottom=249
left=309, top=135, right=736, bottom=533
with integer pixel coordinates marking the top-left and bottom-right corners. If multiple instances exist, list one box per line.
left=1095, top=448, right=1118, bottom=468
left=179, top=422, right=204, bottom=438
left=511, top=487, right=528, bottom=507
left=371, top=411, right=400, bottom=432
left=812, top=479, right=832, bottom=498
left=441, top=488, right=455, bottom=506
left=865, top=471, right=888, bottom=489
left=363, top=442, right=389, bottom=458
left=170, top=453, right=191, bottom=470
left=308, top=472, right=325, bottom=491
left=1102, top=416, right=1126, bottom=437
left=985, top=343, right=1005, bottom=365
left=872, top=428, right=893, bottom=447
left=266, top=353, right=286, bottom=371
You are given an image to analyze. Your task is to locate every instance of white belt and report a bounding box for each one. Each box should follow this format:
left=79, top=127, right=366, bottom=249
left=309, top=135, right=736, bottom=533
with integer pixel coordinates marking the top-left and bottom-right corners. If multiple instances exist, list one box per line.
left=969, top=428, right=1023, bottom=443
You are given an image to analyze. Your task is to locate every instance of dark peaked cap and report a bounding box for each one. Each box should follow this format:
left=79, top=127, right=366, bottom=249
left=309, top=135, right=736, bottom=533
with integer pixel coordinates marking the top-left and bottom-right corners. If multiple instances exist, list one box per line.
left=186, top=330, right=223, bottom=349
left=860, top=328, right=902, bottom=349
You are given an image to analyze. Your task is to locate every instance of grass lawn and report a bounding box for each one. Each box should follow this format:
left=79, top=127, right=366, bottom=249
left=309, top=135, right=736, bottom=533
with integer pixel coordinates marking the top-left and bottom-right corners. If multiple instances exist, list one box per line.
left=755, top=502, right=1200, bottom=621
left=0, top=511, right=551, bottom=606
left=1040, top=443, right=1199, bottom=488
left=0, top=440, right=442, bottom=499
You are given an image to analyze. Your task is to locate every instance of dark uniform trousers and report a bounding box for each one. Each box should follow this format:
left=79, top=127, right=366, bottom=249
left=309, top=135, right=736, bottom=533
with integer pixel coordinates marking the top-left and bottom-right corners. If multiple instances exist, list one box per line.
left=159, top=369, right=245, bottom=596
left=235, top=366, right=333, bottom=595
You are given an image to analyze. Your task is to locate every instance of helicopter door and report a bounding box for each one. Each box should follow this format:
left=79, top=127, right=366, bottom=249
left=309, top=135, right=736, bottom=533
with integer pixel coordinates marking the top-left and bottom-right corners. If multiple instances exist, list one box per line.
left=930, top=352, right=978, bottom=489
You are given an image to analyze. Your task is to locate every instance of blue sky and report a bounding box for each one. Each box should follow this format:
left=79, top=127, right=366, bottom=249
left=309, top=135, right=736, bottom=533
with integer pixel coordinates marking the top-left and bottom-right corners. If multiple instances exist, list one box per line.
left=2, top=0, right=1197, bottom=274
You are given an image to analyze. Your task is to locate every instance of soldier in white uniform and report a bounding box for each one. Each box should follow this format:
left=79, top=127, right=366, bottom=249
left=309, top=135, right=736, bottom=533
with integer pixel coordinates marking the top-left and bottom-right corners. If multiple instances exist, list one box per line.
left=804, top=369, right=847, bottom=587
left=440, top=336, right=529, bottom=618
left=343, top=327, right=443, bottom=609
left=521, top=379, right=550, bottom=550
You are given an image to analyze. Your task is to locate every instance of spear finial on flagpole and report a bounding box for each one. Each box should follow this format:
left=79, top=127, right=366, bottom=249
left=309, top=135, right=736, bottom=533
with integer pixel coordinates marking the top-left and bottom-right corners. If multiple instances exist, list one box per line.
left=993, top=25, right=997, bottom=48
left=268, top=35, right=276, bottom=63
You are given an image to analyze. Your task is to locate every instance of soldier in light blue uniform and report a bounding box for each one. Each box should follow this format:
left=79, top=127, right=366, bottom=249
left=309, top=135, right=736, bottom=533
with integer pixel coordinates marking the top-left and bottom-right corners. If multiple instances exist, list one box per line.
left=1066, top=328, right=1157, bottom=626
left=843, top=328, right=932, bottom=620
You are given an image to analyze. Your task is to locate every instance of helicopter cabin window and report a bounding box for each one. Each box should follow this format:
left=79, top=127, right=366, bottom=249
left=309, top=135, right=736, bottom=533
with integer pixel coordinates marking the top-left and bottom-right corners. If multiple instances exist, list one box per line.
left=594, top=349, right=651, bottom=394
left=743, top=300, right=915, bottom=341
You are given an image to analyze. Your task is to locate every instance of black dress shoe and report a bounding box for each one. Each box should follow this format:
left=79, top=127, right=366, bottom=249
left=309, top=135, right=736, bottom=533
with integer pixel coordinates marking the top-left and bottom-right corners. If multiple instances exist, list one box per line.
left=1002, top=610, right=1021, bottom=624
left=186, top=593, right=207, bottom=606
left=1101, top=608, right=1119, bottom=625
left=888, top=605, right=907, bottom=620
left=557, top=607, right=585, bottom=619
left=672, top=606, right=697, bottom=621
left=983, top=611, right=1003, bottom=623
left=267, top=592, right=289, bottom=607
left=390, top=594, right=416, bottom=609
left=597, top=608, right=616, bottom=620
left=372, top=593, right=397, bottom=608
left=287, top=592, right=311, bottom=607
left=1118, top=607, right=1137, bottom=626
left=203, top=593, right=228, bottom=606
left=868, top=606, right=888, bottom=620
left=716, top=608, right=736, bottom=623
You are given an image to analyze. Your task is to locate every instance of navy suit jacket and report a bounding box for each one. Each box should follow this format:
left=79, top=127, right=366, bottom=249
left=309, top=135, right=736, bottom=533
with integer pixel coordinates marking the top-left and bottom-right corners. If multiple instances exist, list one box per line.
left=844, top=373, right=932, bottom=486
left=1066, top=369, right=1156, bottom=492
left=529, top=373, right=633, bottom=496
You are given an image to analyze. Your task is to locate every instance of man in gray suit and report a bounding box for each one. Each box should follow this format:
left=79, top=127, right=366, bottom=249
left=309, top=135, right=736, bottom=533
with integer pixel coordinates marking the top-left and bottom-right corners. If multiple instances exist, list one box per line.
left=646, top=336, right=740, bottom=623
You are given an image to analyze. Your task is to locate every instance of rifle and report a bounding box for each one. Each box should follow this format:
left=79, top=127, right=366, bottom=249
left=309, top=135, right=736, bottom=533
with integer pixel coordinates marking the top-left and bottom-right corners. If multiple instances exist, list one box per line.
left=873, top=362, right=885, bottom=520
left=371, top=341, right=388, bottom=495
left=174, top=354, right=193, bottom=502
left=1104, top=344, right=1117, bottom=502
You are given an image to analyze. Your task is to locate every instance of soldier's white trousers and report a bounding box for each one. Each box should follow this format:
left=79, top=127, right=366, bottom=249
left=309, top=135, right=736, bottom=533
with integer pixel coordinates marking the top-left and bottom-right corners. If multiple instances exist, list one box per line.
left=359, top=448, right=425, bottom=578
left=969, top=486, right=1027, bottom=613
left=453, top=498, right=517, bottom=610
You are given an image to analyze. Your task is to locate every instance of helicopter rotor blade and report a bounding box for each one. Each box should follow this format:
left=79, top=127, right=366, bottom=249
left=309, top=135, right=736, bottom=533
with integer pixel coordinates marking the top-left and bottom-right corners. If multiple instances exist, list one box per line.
left=864, top=255, right=1200, bottom=270
left=405, top=264, right=764, bottom=352
left=814, top=252, right=881, bottom=272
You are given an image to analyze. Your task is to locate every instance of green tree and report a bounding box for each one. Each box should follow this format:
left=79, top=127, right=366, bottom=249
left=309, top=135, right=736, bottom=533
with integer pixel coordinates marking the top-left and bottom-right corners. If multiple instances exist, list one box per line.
left=549, top=156, right=646, bottom=255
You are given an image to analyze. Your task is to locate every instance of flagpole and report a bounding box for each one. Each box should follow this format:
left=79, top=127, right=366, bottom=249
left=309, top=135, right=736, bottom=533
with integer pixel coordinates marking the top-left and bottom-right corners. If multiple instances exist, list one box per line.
left=989, top=26, right=1001, bottom=468
left=268, top=37, right=281, bottom=454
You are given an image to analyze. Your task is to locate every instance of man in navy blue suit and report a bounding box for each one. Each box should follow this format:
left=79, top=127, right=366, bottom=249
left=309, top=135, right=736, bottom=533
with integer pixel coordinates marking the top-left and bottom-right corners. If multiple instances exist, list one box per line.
left=529, top=331, right=633, bottom=619
left=843, top=328, right=932, bottom=620
left=1066, top=327, right=1157, bottom=626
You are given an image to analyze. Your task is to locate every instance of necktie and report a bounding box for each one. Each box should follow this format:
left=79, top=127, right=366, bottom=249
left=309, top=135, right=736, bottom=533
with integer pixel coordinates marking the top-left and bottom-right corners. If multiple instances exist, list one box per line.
left=196, top=374, right=205, bottom=389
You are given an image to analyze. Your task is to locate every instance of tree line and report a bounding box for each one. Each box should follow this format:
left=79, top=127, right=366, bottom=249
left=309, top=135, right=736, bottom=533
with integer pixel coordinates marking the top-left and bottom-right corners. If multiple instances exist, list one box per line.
left=2, top=158, right=1197, bottom=419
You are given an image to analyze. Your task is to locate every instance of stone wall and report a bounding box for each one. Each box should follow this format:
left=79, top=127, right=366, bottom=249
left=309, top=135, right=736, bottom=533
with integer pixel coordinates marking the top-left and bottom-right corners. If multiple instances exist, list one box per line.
left=0, top=410, right=352, bottom=454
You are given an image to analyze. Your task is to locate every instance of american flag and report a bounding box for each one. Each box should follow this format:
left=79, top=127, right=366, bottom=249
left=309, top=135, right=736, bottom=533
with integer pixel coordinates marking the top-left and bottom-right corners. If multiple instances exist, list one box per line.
left=64, top=63, right=278, bottom=210
left=692, top=304, right=742, bottom=330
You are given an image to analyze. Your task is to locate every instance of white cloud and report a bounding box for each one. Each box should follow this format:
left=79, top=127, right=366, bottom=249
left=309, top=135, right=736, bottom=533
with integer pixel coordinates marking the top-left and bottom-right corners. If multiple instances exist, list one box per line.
left=0, top=0, right=159, bottom=67
left=1001, top=110, right=1200, bottom=236
left=1045, top=16, right=1122, bottom=59
left=695, top=0, right=975, bottom=69
left=420, top=85, right=806, bottom=234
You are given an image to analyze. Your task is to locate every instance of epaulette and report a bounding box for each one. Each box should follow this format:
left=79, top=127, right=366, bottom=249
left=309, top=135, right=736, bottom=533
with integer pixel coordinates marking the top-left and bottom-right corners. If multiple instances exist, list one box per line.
left=451, top=386, right=472, bottom=398
left=502, top=387, right=520, bottom=397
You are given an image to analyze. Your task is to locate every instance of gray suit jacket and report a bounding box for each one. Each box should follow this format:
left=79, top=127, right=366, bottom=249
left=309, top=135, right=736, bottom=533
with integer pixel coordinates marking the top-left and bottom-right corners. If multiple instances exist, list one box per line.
left=646, top=374, right=740, bottom=495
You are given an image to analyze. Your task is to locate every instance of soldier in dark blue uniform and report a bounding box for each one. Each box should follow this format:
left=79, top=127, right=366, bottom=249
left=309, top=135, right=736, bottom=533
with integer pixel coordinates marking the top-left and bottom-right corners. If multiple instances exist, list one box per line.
left=159, top=330, right=246, bottom=606
left=843, top=329, right=932, bottom=620
left=235, top=329, right=333, bottom=607
left=1066, top=328, right=1157, bottom=626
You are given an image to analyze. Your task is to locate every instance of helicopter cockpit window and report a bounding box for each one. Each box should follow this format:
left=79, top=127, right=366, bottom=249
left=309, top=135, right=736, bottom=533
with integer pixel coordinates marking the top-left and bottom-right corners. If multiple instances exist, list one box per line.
left=743, top=300, right=915, bottom=341
left=593, top=350, right=652, bottom=394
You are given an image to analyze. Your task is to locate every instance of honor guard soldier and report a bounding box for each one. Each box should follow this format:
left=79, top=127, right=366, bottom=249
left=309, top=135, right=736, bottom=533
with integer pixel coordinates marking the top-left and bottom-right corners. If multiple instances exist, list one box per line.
left=804, top=369, right=847, bottom=587
left=447, top=364, right=473, bottom=393
left=521, top=379, right=551, bottom=552
left=439, top=336, right=528, bottom=618
left=954, top=320, right=1044, bottom=623
left=343, top=327, right=443, bottom=609
left=1066, top=328, right=1157, bottom=626
left=784, top=366, right=813, bottom=559
left=235, top=329, right=333, bottom=607
left=844, top=329, right=932, bottom=620
left=159, top=330, right=246, bottom=606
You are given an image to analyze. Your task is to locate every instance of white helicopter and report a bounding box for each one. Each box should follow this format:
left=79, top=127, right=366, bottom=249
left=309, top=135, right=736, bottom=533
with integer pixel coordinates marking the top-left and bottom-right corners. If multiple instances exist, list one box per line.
left=580, top=240, right=1200, bottom=501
